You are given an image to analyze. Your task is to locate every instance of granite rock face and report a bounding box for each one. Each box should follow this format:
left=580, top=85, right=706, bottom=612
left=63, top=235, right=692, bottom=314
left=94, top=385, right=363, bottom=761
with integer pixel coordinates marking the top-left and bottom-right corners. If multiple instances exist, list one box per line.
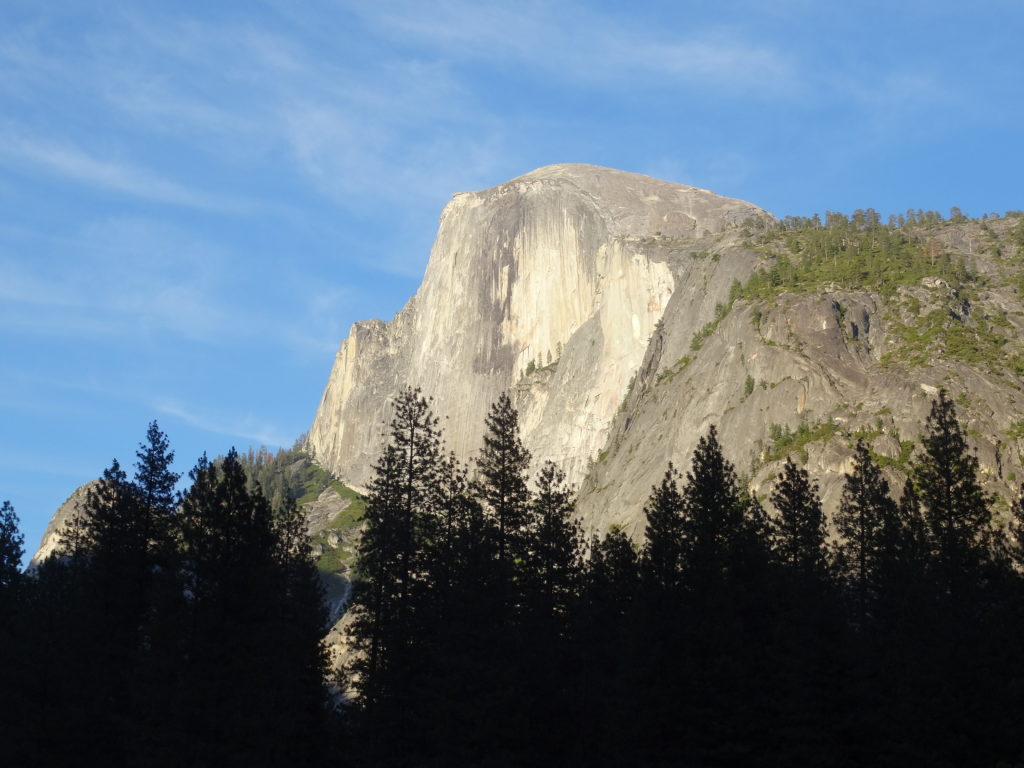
left=310, top=164, right=1024, bottom=538
left=309, top=164, right=768, bottom=491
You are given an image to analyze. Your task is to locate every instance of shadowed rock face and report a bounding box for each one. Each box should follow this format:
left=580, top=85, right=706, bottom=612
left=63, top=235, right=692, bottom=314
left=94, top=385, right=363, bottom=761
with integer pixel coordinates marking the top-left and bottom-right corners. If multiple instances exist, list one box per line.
left=310, top=164, right=1024, bottom=537
left=308, top=164, right=768, bottom=492
left=30, top=481, right=98, bottom=567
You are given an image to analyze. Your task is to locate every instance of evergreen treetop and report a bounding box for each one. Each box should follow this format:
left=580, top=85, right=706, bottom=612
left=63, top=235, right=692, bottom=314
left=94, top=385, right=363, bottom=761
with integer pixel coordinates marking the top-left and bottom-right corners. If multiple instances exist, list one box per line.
left=770, top=457, right=828, bottom=578
left=680, top=426, right=751, bottom=586
left=474, top=392, right=532, bottom=567
left=913, top=389, right=994, bottom=588
left=835, top=440, right=898, bottom=605
left=0, top=500, right=23, bottom=591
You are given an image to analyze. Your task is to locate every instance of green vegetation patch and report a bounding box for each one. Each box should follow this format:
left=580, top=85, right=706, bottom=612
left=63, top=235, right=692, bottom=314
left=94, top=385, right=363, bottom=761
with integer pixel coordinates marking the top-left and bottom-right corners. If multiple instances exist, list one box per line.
left=765, top=419, right=841, bottom=464
left=882, top=305, right=1014, bottom=373
left=233, top=441, right=365, bottom=576
left=739, top=212, right=977, bottom=299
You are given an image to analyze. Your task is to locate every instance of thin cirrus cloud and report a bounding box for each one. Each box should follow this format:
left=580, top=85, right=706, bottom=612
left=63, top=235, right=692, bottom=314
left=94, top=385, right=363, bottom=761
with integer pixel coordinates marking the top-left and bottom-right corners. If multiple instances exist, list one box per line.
left=0, top=130, right=252, bottom=213
left=0, top=214, right=238, bottom=344
left=153, top=399, right=292, bottom=450
left=342, top=0, right=799, bottom=95
left=67, top=10, right=502, bottom=214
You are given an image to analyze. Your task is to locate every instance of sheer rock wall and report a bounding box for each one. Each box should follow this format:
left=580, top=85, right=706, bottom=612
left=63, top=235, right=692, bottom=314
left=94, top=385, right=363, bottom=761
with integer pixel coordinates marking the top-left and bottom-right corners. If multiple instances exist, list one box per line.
left=309, top=164, right=767, bottom=491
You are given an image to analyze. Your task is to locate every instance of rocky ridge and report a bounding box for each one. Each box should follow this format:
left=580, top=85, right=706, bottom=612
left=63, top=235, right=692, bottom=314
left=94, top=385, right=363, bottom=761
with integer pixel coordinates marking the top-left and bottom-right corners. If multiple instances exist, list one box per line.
left=309, top=163, right=768, bottom=495
left=311, top=164, right=1024, bottom=537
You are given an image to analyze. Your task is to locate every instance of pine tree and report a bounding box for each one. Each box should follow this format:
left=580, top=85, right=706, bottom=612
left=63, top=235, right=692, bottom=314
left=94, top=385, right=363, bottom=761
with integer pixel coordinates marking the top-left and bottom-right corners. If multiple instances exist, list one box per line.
left=48, top=429, right=176, bottom=766
left=680, top=426, right=755, bottom=590
left=586, top=526, right=639, bottom=614
left=413, top=451, right=505, bottom=763
left=578, top=527, right=640, bottom=761
left=134, top=421, right=178, bottom=517
left=770, top=457, right=828, bottom=578
left=640, top=463, right=685, bottom=593
left=474, top=392, right=532, bottom=576
left=349, top=388, right=444, bottom=718
left=0, top=500, right=27, bottom=763
left=834, top=440, right=898, bottom=611
left=0, top=500, right=23, bottom=593
left=913, top=390, right=993, bottom=595
left=527, top=461, right=583, bottom=626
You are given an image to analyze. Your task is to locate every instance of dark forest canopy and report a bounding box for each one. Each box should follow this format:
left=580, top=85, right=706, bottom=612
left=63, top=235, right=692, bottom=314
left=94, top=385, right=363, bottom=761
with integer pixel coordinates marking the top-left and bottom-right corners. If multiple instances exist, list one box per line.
left=342, top=387, right=1024, bottom=768
left=3, top=388, right=1024, bottom=766
left=2, top=424, right=331, bottom=768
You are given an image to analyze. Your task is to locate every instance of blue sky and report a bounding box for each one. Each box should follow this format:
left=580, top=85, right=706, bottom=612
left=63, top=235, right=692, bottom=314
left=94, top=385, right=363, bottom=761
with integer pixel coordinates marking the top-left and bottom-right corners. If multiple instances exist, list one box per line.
left=2, top=0, right=1022, bottom=558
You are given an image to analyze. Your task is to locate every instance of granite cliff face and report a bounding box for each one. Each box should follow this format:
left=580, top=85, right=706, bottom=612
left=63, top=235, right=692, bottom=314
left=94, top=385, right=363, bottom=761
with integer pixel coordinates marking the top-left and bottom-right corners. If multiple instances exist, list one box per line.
left=311, top=164, right=1024, bottom=536
left=309, top=164, right=767, bottom=492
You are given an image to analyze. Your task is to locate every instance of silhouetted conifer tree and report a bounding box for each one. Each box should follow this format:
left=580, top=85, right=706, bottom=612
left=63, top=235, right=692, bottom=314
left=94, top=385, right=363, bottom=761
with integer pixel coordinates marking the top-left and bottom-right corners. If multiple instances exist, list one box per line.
left=0, top=500, right=25, bottom=760
left=0, top=500, right=22, bottom=595
left=770, top=457, right=828, bottom=578
left=640, top=463, right=684, bottom=593
left=413, top=452, right=502, bottom=762
left=834, top=440, right=898, bottom=612
left=527, top=461, right=582, bottom=627
left=680, top=426, right=754, bottom=590
left=348, top=387, right=445, bottom=759
left=474, top=392, right=532, bottom=584
left=174, top=449, right=328, bottom=767
left=577, top=527, right=640, bottom=761
left=913, top=390, right=994, bottom=598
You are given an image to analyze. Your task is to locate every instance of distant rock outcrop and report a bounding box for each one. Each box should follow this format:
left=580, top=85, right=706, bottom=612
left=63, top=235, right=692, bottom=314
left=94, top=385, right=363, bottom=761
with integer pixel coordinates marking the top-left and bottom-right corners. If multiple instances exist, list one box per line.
left=30, top=480, right=97, bottom=567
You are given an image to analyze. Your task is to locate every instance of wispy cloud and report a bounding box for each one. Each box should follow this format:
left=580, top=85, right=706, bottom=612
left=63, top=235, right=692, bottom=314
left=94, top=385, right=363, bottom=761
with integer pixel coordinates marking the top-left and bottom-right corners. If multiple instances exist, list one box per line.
left=0, top=216, right=241, bottom=344
left=154, top=399, right=292, bottom=449
left=343, top=0, right=799, bottom=94
left=0, top=130, right=251, bottom=212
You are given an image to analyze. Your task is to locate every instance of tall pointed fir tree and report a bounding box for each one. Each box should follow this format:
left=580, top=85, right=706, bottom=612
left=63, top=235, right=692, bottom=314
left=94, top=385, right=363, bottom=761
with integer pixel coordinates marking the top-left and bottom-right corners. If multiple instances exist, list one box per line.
left=466, top=393, right=536, bottom=758
left=679, top=426, right=758, bottom=591
left=0, top=499, right=22, bottom=596
left=640, top=463, right=685, bottom=594
left=518, top=461, right=583, bottom=760
left=349, top=387, right=445, bottom=751
left=474, top=392, right=532, bottom=594
left=527, top=461, right=583, bottom=629
left=578, top=527, right=641, bottom=761
left=834, top=440, right=898, bottom=613
left=28, top=423, right=180, bottom=766
left=677, top=426, right=772, bottom=758
left=913, top=390, right=994, bottom=598
left=0, top=499, right=25, bottom=756
left=770, top=457, right=829, bottom=580
left=411, top=450, right=503, bottom=762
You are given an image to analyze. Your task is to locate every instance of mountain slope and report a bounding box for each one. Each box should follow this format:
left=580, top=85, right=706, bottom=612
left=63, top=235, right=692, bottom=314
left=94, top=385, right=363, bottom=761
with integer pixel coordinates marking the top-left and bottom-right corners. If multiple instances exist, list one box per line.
left=312, top=167, right=1024, bottom=535
left=309, top=163, right=769, bottom=493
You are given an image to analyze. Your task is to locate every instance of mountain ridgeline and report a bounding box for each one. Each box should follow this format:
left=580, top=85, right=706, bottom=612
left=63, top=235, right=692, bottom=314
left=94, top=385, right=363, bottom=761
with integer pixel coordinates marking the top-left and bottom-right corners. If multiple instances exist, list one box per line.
left=310, top=164, right=1024, bottom=539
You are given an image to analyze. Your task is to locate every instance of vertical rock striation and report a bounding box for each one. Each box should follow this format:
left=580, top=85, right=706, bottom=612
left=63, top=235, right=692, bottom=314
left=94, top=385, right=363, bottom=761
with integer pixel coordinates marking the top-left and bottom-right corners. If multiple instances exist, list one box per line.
left=308, top=164, right=768, bottom=490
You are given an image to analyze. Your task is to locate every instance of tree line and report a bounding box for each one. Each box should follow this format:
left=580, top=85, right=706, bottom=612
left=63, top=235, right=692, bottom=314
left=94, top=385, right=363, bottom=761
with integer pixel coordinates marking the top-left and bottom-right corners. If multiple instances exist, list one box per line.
left=345, top=388, right=1024, bottom=767
left=0, top=423, right=331, bottom=768
left=3, top=392, right=1024, bottom=766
